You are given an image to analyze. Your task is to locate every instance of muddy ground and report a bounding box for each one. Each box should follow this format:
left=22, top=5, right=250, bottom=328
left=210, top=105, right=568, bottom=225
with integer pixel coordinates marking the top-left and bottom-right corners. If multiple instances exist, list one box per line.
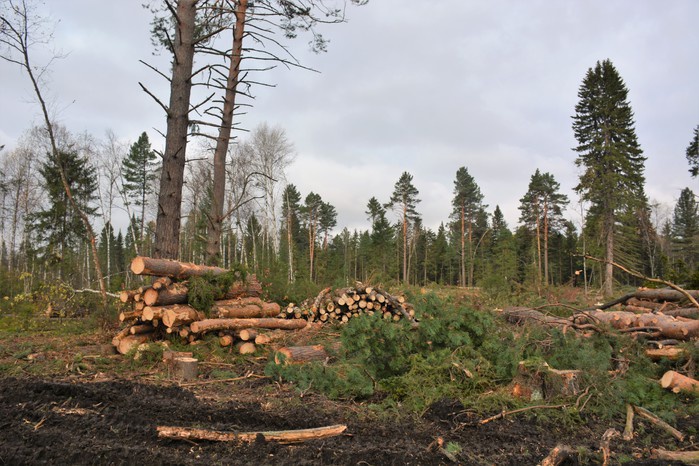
left=0, top=371, right=694, bottom=465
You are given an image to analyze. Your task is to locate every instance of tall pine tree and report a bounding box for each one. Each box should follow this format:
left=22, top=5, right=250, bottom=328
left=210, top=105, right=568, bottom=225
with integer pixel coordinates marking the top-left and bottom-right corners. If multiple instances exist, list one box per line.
left=671, top=187, right=699, bottom=272
left=385, top=172, right=420, bottom=284
left=572, top=59, right=646, bottom=296
left=518, top=169, right=568, bottom=286
left=451, top=167, right=485, bottom=287
left=685, top=125, right=699, bottom=177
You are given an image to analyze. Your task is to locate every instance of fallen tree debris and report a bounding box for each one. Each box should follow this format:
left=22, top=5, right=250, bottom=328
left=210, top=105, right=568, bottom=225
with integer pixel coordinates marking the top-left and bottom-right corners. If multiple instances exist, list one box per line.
left=633, top=405, right=685, bottom=442
left=659, top=370, right=699, bottom=395
left=651, top=448, right=699, bottom=464
left=156, top=424, right=347, bottom=444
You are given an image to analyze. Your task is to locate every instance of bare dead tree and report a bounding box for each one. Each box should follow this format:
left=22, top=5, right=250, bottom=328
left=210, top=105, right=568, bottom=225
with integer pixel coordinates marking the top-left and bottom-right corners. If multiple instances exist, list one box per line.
left=0, top=0, right=107, bottom=304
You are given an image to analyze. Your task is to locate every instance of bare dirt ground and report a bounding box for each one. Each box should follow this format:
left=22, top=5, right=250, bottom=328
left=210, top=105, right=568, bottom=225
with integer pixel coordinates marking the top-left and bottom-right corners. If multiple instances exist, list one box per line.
left=0, top=321, right=695, bottom=465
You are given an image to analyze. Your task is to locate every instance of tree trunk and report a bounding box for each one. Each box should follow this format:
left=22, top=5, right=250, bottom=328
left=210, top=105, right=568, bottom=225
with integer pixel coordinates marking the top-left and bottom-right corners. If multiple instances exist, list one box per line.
left=131, top=256, right=227, bottom=279
left=603, top=208, right=614, bottom=296
left=274, top=345, right=330, bottom=364
left=206, top=0, right=248, bottom=265
left=153, top=0, right=197, bottom=259
left=190, top=317, right=307, bottom=334
left=156, top=424, right=347, bottom=444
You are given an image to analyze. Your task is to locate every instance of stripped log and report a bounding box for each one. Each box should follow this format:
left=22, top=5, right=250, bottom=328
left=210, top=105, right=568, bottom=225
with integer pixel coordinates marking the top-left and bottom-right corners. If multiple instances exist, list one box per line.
left=142, top=306, right=165, bottom=322
left=255, top=330, right=287, bottom=345
left=651, top=449, right=699, bottom=464
left=660, top=370, right=699, bottom=395
left=237, top=329, right=257, bottom=341
left=156, top=424, right=347, bottom=444
left=131, top=256, right=228, bottom=279
left=190, top=317, right=307, bottom=334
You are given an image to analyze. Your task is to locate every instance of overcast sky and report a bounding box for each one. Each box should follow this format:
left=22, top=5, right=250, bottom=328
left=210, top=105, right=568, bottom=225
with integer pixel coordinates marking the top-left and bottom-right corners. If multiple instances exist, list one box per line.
left=1, top=0, right=698, bottom=234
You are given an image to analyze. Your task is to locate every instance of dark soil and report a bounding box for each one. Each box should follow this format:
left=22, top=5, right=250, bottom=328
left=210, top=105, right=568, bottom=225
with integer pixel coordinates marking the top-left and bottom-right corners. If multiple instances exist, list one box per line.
left=0, top=376, right=693, bottom=465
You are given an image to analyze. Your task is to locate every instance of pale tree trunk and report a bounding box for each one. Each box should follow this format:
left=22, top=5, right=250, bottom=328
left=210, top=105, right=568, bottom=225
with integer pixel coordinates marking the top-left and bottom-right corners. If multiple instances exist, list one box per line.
left=467, top=212, right=473, bottom=287
left=534, top=201, right=542, bottom=286
left=154, top=0, right=197, bottom=259
left=543, top=200, right=549, bottom=286
left=604, top=208, right=614, bottom=296
left=460, top=205, right=465, bottom=287
left=206, top=0, right=248, bottom=265
left=402, top=205, right=408, bottom=285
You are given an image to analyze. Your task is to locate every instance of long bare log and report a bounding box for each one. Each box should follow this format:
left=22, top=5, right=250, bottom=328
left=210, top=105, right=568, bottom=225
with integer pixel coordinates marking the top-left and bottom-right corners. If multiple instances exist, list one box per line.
left=214, top=300, right=281, bottom=318
left=190, top=318, right=307, bottom=334
left=633, top=405, right=685, bottom=442
left=274, top=345, right=329, bottom=365
left=651, top=449, right=699, bottom=464
left=131, top=256, right=228, bottom=279
left=156, top=424, right=347, bottom=444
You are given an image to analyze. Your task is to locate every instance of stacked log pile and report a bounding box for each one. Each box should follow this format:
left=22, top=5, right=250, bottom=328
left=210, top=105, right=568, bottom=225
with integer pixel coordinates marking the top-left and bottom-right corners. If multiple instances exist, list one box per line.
left=112, top=256, right=299, bottom=354
left=281, top=284, right=417, bottom=324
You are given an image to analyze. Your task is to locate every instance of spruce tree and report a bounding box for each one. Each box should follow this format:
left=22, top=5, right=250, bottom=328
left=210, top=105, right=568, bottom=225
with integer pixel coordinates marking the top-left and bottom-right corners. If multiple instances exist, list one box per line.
left=385, top=172, right=421, bottom=284
left=281, top=184, right=302, bottom=283
left=572, top=59, right=646, bottom=296
left=686, top=125, right=699, bottom=177
left=518, top=169, right=569, bottom=286
left=671, top=187, right=699, bottom=271
left=31, top=150, right=98, bottom=280
left=122, top=132, right=159, bottom=246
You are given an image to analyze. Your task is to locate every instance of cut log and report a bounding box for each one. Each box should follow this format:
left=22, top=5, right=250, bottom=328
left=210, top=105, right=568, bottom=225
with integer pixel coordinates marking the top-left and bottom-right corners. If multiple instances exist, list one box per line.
left=117, top=334, right=152, bottom=355
left=219, top=335, right=234, bottom=347
left=214, top=300, right=281, bottom=319
left=190, top=317, right=307, bottom=334
left=237, top=342, right=256, bottom=355
left=661, top=307, right=699, bottom=319
left=237, top=329, right=257, bottom=341
left=129, top=324, right=154, bottom=335
left=119, top=310, right=141, bottom=322
left=131, top=256, right=228, bottom=279
left=111, top=326, right=131, bottom=347
left=152, top=277, right=173, bottom=290
left=160, top=305, right=205, bottom=328
left=143, top=283, right=189, bottom=306
left=119, top=290, right=139, bottom=303
left=173, top=357, right=198, bottom=381
left=540, top=444, right=577, bottom=466
left=255, top=330, right=287, bottom=345
left=142, top=306, right=165, bottom=321
left=651, top=449, right=699, bottom=464
left=645, top=347, right=688, bottom=361
left=625, top=297, right=665, bottom=310
left=623, top=404, right=634, bottom=441
left=660, top=370, right=699, bottom=395
left=632, top=288, right=699, bottom=302
left=156, top=424, right=347, bottom=444
left=274, top=345, right=329, bottom=365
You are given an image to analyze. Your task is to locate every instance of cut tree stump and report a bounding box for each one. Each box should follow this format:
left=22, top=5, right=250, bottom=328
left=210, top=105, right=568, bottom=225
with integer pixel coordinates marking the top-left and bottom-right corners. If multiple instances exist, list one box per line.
left=660, top=370, right=699, bottom=395
left=173, top=357, right=198, bottom=381
left=156, top=424, right=347, bottom=444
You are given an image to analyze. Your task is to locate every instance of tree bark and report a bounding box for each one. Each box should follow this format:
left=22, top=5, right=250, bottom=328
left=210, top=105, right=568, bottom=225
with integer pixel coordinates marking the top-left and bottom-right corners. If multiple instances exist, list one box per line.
left=131, top=256, right=227, bottom=279
left=651, top=449, right=699, bottom=463
left=206, top=0, right=248, bottom=265
left=274, top=345, right=329, bottom=365
left=190, top=317, right=307, bottom=334
left=153, top=0, right=197, bottom=259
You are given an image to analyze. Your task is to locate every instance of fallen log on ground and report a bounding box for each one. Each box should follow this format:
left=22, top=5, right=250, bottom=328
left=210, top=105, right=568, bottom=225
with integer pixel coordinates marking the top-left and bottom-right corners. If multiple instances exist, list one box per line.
left=142, top=279, right=262, bottom=306
left=651, top=449, right=699, bottom=464
left=660, top=370, right=699, bottom=395
left=274, top=345, right=329, bottom=365
left=156, top=424, right=347, bottom=444
left=116, top=334, right=153, bottom=355
left=540, top=444, right=578, bottom=466
left=633, top=405, right=685, bottom=442
left=645, top=347, right=688, bottom=361
left=190, top=317, right=307, bottom=334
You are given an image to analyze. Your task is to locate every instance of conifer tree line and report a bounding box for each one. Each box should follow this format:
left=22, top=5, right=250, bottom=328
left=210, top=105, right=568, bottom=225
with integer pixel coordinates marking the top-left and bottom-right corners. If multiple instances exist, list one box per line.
left=1, top=56, right=698, bottom=297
